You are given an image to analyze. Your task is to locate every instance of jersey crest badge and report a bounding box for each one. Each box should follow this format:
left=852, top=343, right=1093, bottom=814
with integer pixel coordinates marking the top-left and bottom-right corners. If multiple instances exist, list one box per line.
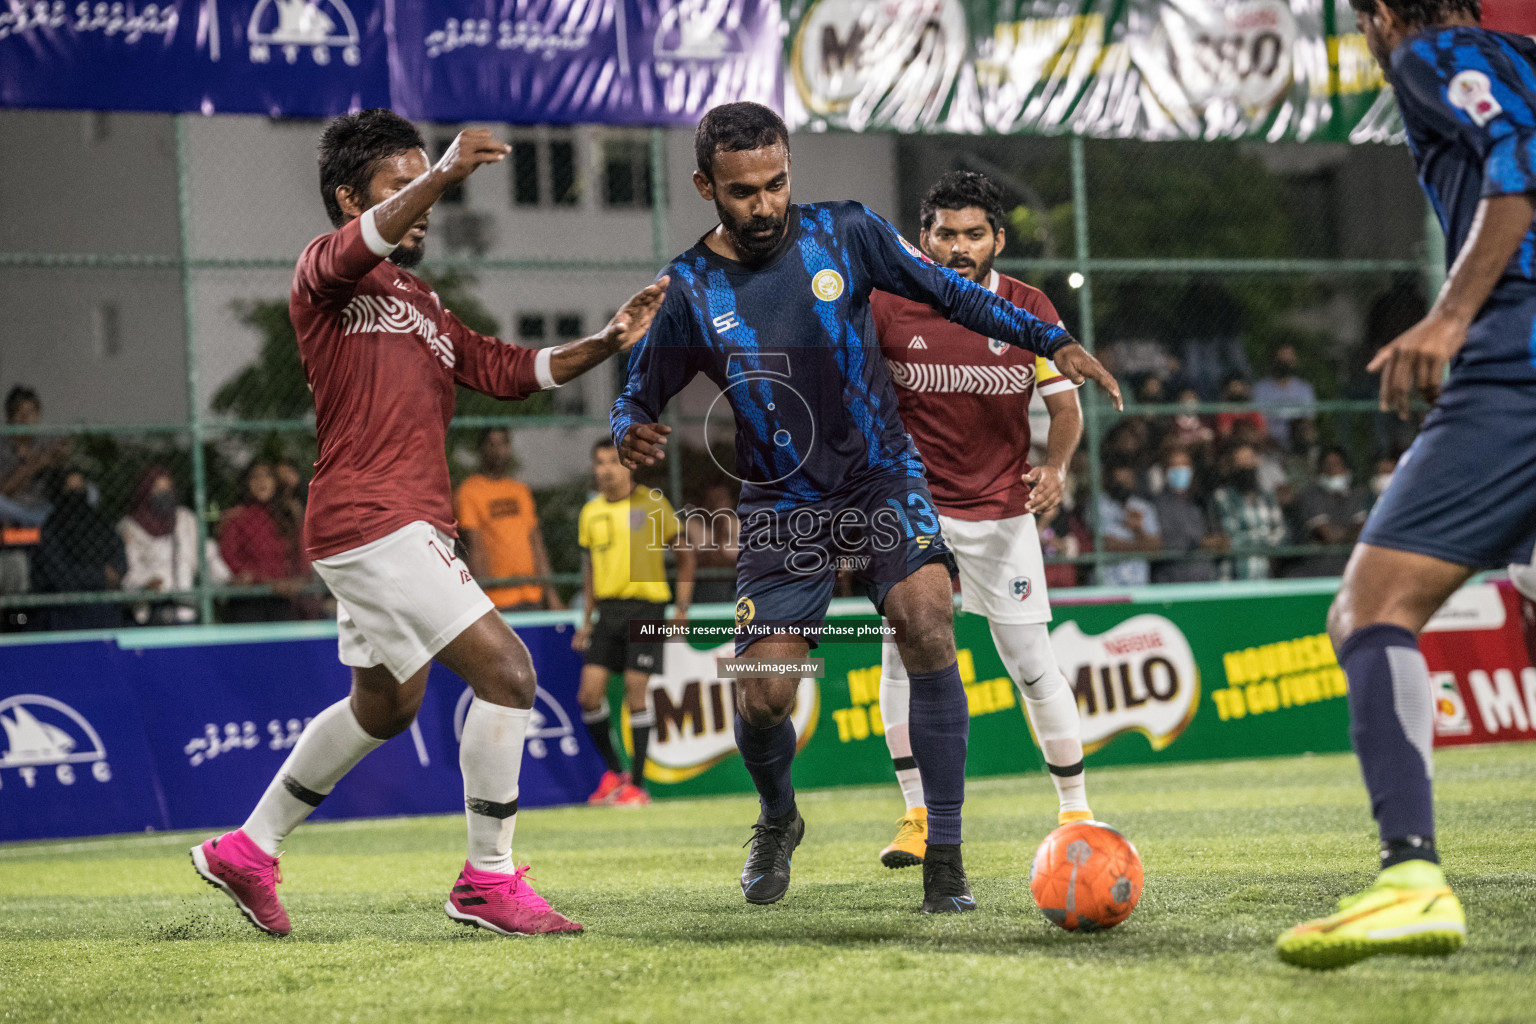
left=812, top=269, right=845, bottom=302
left=734, top=596, right=755, bottom=628
left=1448, top=70, right=1502, bottom=127
left=988, top=338, right=1007, bottom=355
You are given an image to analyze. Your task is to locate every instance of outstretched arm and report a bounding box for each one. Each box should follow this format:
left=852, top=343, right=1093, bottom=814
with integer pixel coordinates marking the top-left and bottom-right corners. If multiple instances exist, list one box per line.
left=546, top=277, right=670, bottom=386
left=850, top=205, right=1120, bottom=408
left=453, top=277, right=670, bottom=400
left=296, top=128, right=512, bottom=309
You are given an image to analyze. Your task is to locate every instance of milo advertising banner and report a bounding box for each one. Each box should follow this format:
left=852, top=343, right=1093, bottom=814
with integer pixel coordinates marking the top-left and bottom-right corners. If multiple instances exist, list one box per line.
left=635, top=586, right=1359, bottom=799
left=783, top=0, right=1398, bottom=142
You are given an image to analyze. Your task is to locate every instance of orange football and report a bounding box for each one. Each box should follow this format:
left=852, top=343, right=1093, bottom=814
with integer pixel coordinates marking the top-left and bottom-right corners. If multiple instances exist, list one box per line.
left=1029, top=820, right=1143, bottom=932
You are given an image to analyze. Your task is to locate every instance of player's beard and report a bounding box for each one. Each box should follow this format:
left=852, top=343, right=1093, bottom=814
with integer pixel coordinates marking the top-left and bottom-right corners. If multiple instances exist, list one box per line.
left=389, top=242, right=425, bottom=270
left=717, top=200, right=787, bottom=264
left=945, top=249, right=994, bottom=285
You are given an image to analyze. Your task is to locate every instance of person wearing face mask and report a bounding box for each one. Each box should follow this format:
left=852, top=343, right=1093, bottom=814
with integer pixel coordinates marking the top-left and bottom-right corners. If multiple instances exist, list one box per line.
left=1097, top=463, right=1161, bottom=586
left=1212, top=442, right=1287, bottom=579
left=1289, top=448, right=1369, bottom=578
left=1151, top=448, right=1228, bottom=583
left=118, top=466, right=202, bottom=625
left=30, top=467, right=127, bottom=631
left=1251, top=344, right=1317, bottom=446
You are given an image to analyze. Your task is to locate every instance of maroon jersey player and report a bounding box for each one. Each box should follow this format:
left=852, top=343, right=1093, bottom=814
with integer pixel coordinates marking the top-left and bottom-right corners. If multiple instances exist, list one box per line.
left=190, top=110, right=666, bottom=938
left=868, top=171, right=1095, bottom=869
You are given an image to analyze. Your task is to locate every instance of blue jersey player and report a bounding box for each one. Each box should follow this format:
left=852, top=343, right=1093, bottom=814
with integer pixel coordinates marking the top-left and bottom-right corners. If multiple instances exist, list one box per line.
left=1277, top=0, right=1535, bottom=968
left=613, top=103, right=1121, bottom=914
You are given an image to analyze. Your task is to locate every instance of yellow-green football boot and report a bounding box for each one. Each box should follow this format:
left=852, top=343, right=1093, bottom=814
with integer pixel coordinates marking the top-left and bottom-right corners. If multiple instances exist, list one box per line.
left=1277, top=860, right=1466, bottom=969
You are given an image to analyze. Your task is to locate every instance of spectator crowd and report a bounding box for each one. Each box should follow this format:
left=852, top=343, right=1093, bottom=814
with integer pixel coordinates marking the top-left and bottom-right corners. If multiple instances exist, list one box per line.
left=1, top=341, right=1399, bottom=632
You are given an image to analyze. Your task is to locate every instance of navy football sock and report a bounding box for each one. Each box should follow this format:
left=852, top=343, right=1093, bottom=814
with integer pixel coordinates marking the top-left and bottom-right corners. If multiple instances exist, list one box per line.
left=734, top=712, right=798, bottom=820
left=1337, top=624, right=1439, bottom=867
left=908, top=662, right=969, bottom=845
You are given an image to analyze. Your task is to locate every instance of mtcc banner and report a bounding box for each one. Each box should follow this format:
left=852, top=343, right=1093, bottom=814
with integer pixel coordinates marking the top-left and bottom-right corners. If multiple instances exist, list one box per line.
left=0, top=0, right=781, bottom=123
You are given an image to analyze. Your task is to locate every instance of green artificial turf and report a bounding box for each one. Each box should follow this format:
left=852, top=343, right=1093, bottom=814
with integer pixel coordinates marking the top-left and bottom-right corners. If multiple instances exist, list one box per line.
left=2, top=745, right=1533, bottom=1023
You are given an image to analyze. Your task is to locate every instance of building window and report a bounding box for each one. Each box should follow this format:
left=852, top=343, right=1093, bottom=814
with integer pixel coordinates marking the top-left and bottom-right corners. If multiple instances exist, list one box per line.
left=434, top=136, right=465, bottom=205
left=508, top=129, right=581, bottom=208
left=516, top=314, right=546, bottom=343
left=602, top=135, right=652, bottom=208
left=511, top=141, right=540, bottom=206
left=550, top=137, right=579, bottom=207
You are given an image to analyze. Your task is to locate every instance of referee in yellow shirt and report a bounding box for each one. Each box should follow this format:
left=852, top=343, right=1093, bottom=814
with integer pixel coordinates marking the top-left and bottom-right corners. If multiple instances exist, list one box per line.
left=575, top=440, right=695, bottom=806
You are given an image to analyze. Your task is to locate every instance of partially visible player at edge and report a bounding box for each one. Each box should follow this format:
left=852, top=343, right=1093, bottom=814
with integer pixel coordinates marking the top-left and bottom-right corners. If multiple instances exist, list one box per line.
left=871, top=171, right=1093, bottom=871
left=189, top=110, right=668, bottom=938
left=1277, top=0, right=1535, bottom=968
left=613, top=103, right=1120, bottom=914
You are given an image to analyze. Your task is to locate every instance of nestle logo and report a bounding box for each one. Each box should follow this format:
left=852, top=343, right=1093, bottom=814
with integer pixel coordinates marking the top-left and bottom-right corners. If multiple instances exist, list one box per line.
left=1103, top=632, right=1165, bottom=656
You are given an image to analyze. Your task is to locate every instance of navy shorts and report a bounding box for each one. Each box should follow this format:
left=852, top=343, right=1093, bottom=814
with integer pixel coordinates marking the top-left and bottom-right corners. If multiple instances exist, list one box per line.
left=733, top=473, right=956, bottom=654
left=1361, top=377, right=1536, bottom=568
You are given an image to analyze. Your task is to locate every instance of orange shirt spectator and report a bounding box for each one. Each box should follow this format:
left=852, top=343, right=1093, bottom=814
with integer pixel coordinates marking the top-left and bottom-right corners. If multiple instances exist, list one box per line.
left=455, top=429, right=559, bottom=610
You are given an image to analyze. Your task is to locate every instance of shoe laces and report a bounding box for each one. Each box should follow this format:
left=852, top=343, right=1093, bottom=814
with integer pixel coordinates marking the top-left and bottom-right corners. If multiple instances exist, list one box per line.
left=742, top=820, right=794, bottom=872
left=894, top=814, right=924, bottom=843
left=232, top=846, right=281, bottom=889
left=474, top=865, right=551, bottom=913
left=925, top=856, right=969, bottom=898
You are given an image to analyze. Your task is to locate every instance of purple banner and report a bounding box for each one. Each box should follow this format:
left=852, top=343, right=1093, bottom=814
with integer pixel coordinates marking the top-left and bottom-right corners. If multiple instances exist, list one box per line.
left=0, top=621, right=605, bottom=842
left=386, top=0, right=782, bottom=125
left=0, top=0, right=390, bottom=115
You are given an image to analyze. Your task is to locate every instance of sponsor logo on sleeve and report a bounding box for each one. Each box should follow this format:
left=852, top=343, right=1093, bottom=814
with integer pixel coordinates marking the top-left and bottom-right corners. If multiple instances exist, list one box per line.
left=1448, top=69, right=1502, bottom=127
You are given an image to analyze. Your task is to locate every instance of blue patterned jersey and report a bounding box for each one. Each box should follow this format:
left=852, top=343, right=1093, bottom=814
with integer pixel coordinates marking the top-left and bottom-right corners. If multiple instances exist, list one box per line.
left=611, top=201, right=1072, bottom=512
left=1392, top=26, right=1536, bottom=379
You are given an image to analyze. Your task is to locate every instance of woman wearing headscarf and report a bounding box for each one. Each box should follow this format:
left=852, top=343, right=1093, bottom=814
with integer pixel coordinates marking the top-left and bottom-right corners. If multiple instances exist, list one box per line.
left=219, top=461, right=313, bottom=622
left=119, top=466, right=202, bottom=625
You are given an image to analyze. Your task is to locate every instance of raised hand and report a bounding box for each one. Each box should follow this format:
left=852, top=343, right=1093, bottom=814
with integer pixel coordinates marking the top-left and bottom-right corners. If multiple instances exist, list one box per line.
left=603, top=276, right=671, bottom=352
left=433, top=128, right=511, bottom=185
left=1052, top=343, right=1123, bottom=411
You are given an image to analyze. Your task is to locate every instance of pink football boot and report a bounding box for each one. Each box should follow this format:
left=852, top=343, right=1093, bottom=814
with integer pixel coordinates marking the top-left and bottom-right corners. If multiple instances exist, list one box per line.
left=445, top=862, right=583, bottom=936
left=190, top=829, right=291, bottom=936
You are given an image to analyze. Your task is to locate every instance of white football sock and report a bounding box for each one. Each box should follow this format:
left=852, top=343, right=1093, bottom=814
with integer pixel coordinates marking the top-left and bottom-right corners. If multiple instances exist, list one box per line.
left=460, top=697, right=530, bottom=874
left=990, top=621, right=1090, bottom=816
left=242, top=698, right=384, bottom=855
left=878, top=625, right=926, bottom=811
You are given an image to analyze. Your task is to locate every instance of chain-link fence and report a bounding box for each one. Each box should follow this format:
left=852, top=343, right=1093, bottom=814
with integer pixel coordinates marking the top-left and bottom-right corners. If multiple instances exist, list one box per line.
left=0, top=114, right=1437, bottom=630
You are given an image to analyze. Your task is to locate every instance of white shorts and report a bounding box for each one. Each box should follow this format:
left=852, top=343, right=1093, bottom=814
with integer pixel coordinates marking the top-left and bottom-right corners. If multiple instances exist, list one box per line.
left=939, top=512, right=1053, bottom=625
left=313, top=520, right=495, bottom=682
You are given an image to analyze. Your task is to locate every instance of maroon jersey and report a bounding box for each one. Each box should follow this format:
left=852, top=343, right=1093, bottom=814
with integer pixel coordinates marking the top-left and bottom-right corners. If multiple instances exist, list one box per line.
left=291, top=213, right=547, bottom=559
left=872, top=271, right=1075, bottom=521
